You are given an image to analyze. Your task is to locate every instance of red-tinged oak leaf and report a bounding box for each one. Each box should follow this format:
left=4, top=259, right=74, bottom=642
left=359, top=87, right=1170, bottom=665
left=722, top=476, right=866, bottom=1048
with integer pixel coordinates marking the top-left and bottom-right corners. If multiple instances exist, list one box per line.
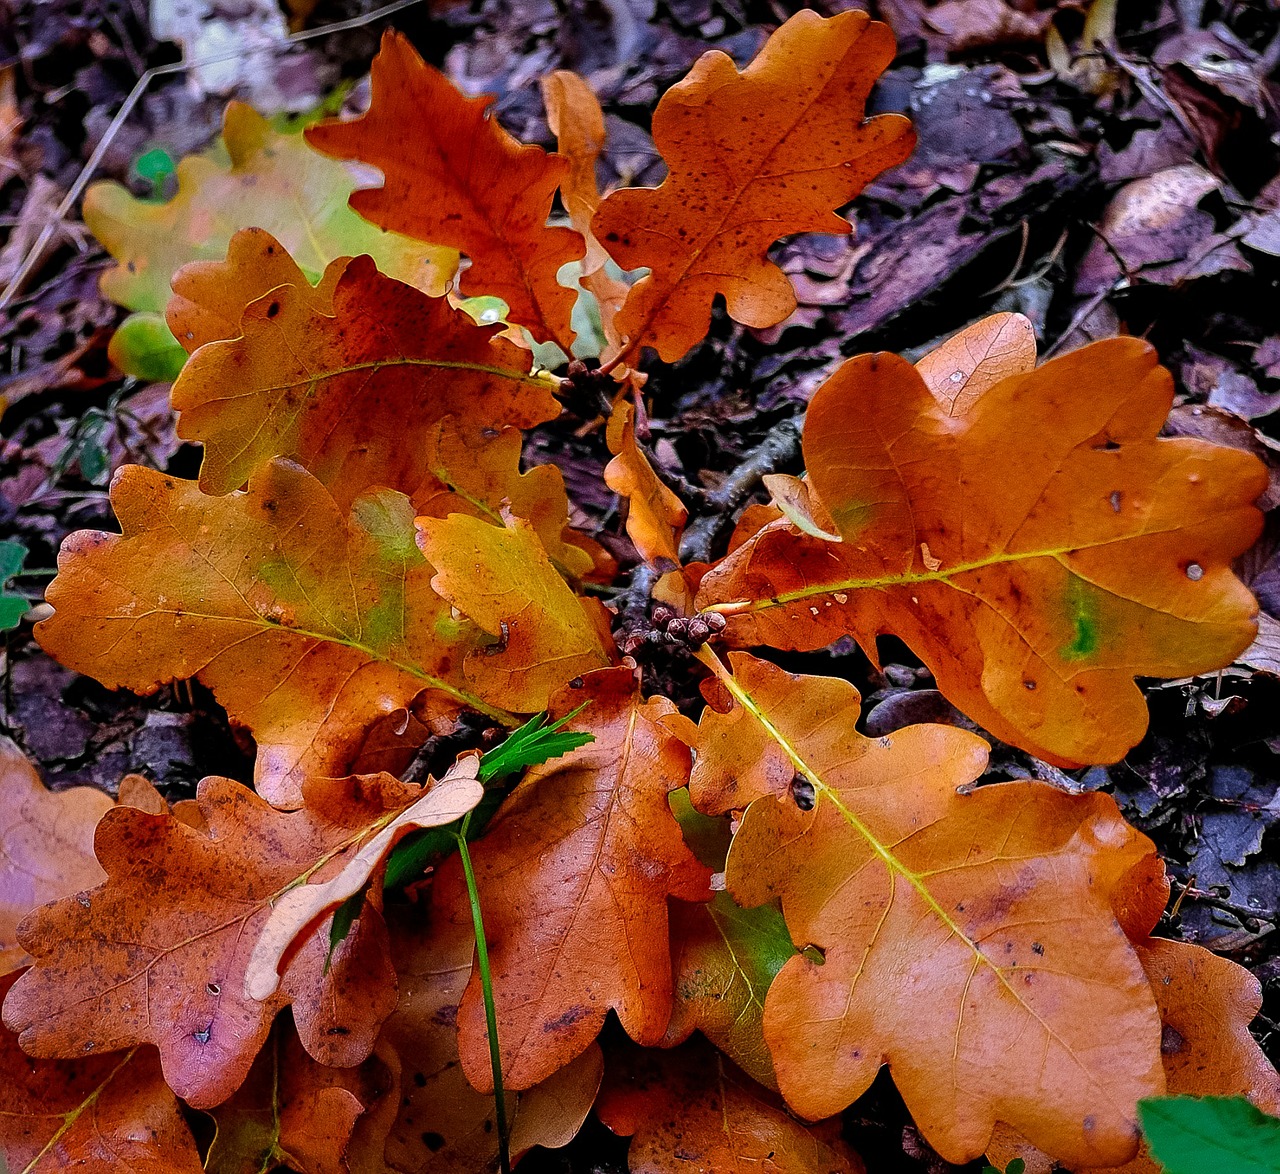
left=375, top=902, right=603, bottom=1173
left=1, top=737, right=112, bottom=975
left=34, top=461, right=504, bottom=809
left=305, top=31, right=584, bottom=349
left=0, top=978, right=203, bottom=1174
left=0, top=771, right=466, bottom=1108
left=663, top=892, right=796, bottom=1090
left=691, top=651, right=1165, bottom=1168
left=598, top=1040, right=863, bottom=1174
left=415, top=512, right=613, bottom=712
left=914, top=310, right=1037, bottom=415
left=987, top=939, right=1280, bottom=1174
left=605, top=399, right=687, bottom=568
left=166, top=227, right=348, bottom=355
left=85, top=102, right=455, bottom=316
left=697, top=337, right=1267, bottom=767
left=591, top=9, right=913, bottom=363
left=204, top=1018, right=385, bottom=1174
left=169, top=252, right=560, bottom=508
left=541, top=70, right=631, bottom=352
left=435, top=666, right=712, bottom=1092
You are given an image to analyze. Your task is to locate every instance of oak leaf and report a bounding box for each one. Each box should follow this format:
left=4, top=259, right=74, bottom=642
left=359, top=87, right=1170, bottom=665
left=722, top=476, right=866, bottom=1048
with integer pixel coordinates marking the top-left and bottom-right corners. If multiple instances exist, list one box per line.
left=169, top=252, right=560, bottom=508
left=0, top=770, right=474, bottom=1108
left=374, top=902, right=603, bottom=1173
left=204, top=1019, right=385, bottom=1174
left=598, top=1040, right=862, bottom=1174
left=85, top=102, right=455, bottom=316
left=914, top=310, right=1037, bottom=415
left=591, top=9, right=913, bottom=362
left=697, top=337, right=1267, bottom=766
left=415, top=512, right=613, bottom=712
left=691, top=651, right=1165, bottom=1167
left=306, top=32, right=584, bottom=349
left=0, top=736, right=111, bottom=975
left=34, top=461, right=496, bottom=808
left=436, top=666, right=712, bottom=1091
left=0, top=978, right=203, bottom=1174
left=604, top=399, right=687, bottom=568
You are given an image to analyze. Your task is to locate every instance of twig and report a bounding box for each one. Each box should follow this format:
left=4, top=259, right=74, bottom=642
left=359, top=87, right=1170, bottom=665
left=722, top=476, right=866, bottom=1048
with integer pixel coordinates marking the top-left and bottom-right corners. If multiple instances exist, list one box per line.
left=679, top=415, right=802, bottom=563
left=0, top=0, right=428, bottom=310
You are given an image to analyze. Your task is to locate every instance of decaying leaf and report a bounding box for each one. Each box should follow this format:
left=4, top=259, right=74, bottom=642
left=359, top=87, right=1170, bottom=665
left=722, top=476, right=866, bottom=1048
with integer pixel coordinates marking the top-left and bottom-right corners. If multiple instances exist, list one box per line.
left=34, top=461, right=499, bottom=808
left=415, top=512, right=613, bottom=711
left=662, top=892, right=795, bottom=1090
left=1, top=771, right=466, bottom=1107
left=0, top=974, right=202, bottom=1172
left=245, top=758, right=482, bottom=1000
left=692, top=651, right=1165, bottom=1168
left=698, top=336, right=1267, bottom=766
left=604, top=399, right=687, bottom=568
left=376, top=902, right=603, bottom=1173
left=438, top=667, right=711, bottom=1092
left=169, top=250, right=560, bottom=507
left=204, top=1019, right=384, bottom=1174
left=1, top=736, right=112, bottom=975
left=598, top=1040, right=862, bottom=1174
left=592, top=9, right=913, bottom=362
left=306, top=32, right=584, bottom=349
left=85, top=102, right=455, bottom=316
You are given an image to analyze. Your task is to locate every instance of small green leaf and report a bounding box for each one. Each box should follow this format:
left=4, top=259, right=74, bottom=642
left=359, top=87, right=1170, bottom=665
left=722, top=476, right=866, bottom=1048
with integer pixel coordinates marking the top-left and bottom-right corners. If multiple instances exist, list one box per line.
left=324, top=886, right=367, bottom=972
left=1139, top=1096, right=1280, bottom=1174
left=133, top=147, right=175, bottom=194
left=108, top=313, right=188, bottom=382
left=0, top=540, right=30, bottom=631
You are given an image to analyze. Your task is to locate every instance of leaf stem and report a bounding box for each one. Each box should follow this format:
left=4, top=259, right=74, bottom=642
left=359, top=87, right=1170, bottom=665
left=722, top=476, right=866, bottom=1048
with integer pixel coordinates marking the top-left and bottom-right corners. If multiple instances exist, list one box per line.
left=455, top=810, right=512, bottom=1174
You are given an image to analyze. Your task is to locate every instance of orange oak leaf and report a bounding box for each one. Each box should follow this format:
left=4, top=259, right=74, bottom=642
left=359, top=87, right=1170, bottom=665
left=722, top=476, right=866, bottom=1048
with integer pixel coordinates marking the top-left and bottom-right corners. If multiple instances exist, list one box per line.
left=436, top=666, right=712, bottom=1092
left=697, top=337, right=1267, bottom=766
left=415, top=512, right=613, bottom=712
left=662, top=893, right=796, bottom=1090
left=1, top=737, right=111, bottom=975
left=986, top=940, right=1280, bottom=1174
left=204, top=1018, right=385, bottom=1174
left=374, top=902, right=603, bottom=1173
left=85, top=102, right=455, bottom=316
left=914, top=311, right=1037, bottom=415
left=169, top=252, right=560, bottom=508
left=591, top=9, right=913, bottom=363
left=34, top=461, right=504, bottom=809
left=691, top=651, right=1165, bottom=1168
left=245, top=758, right=482, bottom=1000
left=598, top=1040, right=863, bottom=1174
left=604, top=398, right=687, bottom=568
left=0, top=770, right=466, bottom=1108
left=541, top=70, right=631, bottom=351
left=414, top=419, right=596, bottom=581
left=166, top=227, right=348, bottom=355
left=0, top=977, right=203, bottom=1174
left=305, top=32, right=584, bottom=349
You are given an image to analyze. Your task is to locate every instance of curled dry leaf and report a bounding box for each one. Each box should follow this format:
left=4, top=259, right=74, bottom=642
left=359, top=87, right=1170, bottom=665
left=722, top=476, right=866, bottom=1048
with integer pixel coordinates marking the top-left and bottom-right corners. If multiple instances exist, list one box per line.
left=376, top=902, right=603, bottom=1173
left=245, top=758, right=483, bottom=1000
left=170, top=249, right=560, bottom=508
left=761, top=473, right=840, bottom=542
left=692, top=651, right=1165, bottom=1168
left=604, top=398, right=688, bottom=568
left=85, top=102, right=455, bottom=315
left=592, top=9, right=913, bottom=362
left=204, top=1019, right=386, bottom=1174
left=34, top=461, right=496, bottom=808
left=598, top=1040, right=862, bottom=1174
left=306, top=31, right=584, bottom=349
left=0, top=771, right=461, bottom=1108
left=436, top=666, right=712, bottom=1092
left=0, top=977, right=202, bottom=1173
left=698, top=335, right=1267, bottom=766
left=415, top=512, right=612, bottom=712
left=0, top=736, right=111, bottom=975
